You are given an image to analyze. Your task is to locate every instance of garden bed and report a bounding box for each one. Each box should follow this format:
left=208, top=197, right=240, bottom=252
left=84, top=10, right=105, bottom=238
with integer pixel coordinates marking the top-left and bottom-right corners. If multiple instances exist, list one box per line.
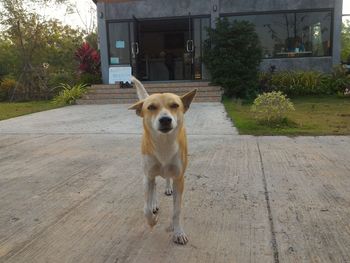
left=224, top=95, right=350, bottom=136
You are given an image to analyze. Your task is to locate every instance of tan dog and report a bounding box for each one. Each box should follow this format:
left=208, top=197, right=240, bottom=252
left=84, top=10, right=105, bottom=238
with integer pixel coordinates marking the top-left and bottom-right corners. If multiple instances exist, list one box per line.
left=128, top=76, right=196, bottom=245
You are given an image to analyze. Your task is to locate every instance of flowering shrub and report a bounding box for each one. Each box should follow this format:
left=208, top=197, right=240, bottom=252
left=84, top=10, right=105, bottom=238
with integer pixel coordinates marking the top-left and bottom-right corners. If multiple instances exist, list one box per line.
left=251, top=91, right=295, bottom=123
left=75, top=42, right=101, bottom=84
left=341, top=88, right=350, bottom=97
left=330, top=66, right=350, bottom=96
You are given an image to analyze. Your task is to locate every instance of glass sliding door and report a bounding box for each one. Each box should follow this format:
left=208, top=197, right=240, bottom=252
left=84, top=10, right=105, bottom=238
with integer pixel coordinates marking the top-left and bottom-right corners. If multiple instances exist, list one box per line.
left=193, top=18, right=201, bottom=79
left=184, top=15, right=193, bottom=80
left=130, top=19, right=140, bottom=78
left=108, top=22, right=131, bottom=65
left=201, top=17, right=210, bottom=80
left=192, top=17, right=210, bottom=80
left=107, top=16, right=211, bottom=81
left=181, top=15, right=211, bottom=80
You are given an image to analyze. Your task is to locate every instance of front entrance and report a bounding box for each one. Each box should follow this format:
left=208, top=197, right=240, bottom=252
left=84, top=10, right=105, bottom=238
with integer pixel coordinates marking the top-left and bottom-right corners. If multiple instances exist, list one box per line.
left=133, top=18, right=194, bottom=81
left=107, top=16, right=210, bottom=82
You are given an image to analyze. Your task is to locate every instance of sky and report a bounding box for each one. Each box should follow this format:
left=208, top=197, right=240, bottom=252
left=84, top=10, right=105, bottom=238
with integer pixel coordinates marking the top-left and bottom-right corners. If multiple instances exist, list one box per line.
left=344, top=0, right=350, bottom=22
left=344, top=0, right=350, bottom=14
left=43, top=0, right=97, bottom=31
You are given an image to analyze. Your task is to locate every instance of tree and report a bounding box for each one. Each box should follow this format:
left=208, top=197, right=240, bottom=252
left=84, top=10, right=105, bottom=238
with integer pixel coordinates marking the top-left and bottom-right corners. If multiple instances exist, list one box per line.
left=0, top=0, right=84, bottom=100
left=0, top=37, right=19, bottom=80
left=203, top=18, right=262, bottom=98
left=85, top=31, right=98, bottom=50
left=70, top=0, right=97, bottom=35
left=40, top=20, right=84, bottom=71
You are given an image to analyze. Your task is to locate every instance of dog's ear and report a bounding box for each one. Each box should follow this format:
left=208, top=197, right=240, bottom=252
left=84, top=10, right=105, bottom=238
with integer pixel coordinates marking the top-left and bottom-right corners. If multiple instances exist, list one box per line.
left=128, top=100, right=144, bottom=117
left=181, top=89, right=197, bottom=113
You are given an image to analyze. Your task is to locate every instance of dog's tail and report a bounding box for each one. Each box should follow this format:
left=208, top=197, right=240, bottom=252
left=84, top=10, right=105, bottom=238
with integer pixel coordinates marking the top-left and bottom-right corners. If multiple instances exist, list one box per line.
left=131, top=76, right=149, bottom=100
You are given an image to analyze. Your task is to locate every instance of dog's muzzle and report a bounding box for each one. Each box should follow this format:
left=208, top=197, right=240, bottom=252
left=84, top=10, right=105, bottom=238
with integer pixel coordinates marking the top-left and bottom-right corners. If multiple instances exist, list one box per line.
left=158, top=116, right=172, bottom=133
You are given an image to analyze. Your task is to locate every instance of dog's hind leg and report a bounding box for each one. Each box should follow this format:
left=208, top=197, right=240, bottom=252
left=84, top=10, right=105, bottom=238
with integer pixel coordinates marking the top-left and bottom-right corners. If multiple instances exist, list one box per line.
left=165, top=178, right=173, bottom=196
left=172, top=176, right=188, bottom=245
left=144, top=176, right=158, bottom=227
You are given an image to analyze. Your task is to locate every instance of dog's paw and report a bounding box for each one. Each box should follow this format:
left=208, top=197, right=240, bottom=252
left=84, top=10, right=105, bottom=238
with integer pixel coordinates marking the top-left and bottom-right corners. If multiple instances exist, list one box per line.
left=145, top=210, right=158, bottom=227
left=165, top=187, right=173, bottom=196
left=173, top=230, right=188, bottom=245
left=151, top=197, right=159, bottom=213
left=152, top=204, right=159, bottom=214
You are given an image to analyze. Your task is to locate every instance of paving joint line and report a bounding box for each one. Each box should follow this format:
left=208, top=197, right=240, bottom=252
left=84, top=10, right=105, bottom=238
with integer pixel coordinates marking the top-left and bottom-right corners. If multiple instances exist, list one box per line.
left=257, top=139, right=280, bottom=263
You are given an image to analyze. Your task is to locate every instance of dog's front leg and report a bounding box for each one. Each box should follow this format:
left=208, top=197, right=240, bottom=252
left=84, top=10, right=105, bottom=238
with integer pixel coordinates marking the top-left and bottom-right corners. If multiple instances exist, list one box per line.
left=172, top=176, right=188, bottom=244
left=165, top=178, right=173, bottom=196
left=144, top=176, right=158, bottom=227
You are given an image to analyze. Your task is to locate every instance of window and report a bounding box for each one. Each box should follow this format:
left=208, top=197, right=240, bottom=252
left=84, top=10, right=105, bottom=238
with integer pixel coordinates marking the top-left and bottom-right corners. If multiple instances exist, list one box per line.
left=225, top=10, right=332, bottom=58
left=296, top=12, right=332, bottom=57
left=108, top=22, right=131, bottom=65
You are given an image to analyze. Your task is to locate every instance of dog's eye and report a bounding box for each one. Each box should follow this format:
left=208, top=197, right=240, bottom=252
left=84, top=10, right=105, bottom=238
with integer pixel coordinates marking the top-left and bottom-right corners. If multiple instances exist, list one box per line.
left=147, top=104, right=157, bottom=111
left=170, top=103, right=179, bottom=109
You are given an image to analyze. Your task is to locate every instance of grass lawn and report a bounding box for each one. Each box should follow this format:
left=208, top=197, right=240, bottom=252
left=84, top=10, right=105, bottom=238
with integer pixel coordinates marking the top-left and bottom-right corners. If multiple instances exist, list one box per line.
left=224, top=95, right=350, bottom=136
left=0, top=101, right=62, bottom=121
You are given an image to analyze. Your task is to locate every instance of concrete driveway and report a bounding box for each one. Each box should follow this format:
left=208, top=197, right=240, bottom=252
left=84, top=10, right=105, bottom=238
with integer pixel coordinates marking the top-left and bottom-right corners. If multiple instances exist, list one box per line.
left=0, top=103, right=350, bottom=263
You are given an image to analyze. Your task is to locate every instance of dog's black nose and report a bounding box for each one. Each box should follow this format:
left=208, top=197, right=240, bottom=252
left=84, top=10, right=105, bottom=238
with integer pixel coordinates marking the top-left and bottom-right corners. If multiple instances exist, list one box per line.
left=159, top=116, right=172, bottom=126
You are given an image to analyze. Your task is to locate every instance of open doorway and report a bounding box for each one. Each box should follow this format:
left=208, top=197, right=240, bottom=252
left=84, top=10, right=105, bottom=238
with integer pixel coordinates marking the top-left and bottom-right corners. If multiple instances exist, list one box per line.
left=108, top=16, right=209, bottom=82
left=135, top=18, right=193, bottom=81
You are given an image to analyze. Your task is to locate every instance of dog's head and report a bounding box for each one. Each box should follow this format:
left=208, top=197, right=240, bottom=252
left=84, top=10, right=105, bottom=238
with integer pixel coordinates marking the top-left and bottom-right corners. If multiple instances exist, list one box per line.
left=128, top=90, right=197, bottom=134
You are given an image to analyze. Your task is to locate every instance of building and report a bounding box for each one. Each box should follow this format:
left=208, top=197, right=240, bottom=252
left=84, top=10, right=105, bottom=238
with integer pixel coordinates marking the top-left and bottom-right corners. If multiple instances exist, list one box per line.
left=93, top=0, right=343, bottom=84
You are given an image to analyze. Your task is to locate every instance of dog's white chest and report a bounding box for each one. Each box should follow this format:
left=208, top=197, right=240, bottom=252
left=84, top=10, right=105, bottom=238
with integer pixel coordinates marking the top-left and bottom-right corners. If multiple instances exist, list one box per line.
left=154, top=142, right=179, bottom=166
left=143, top=140, right=182, bottom=179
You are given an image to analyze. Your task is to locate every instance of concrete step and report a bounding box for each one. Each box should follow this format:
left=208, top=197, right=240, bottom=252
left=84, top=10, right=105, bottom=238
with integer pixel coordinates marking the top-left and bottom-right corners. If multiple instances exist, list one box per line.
left=88, top=86, right=221, bottom=94
left=76, top=96, right=221, bottom=105
left=83, top=91, right=222, bottom=100
left=78, top=82, right=222, bottom=105
left=91, top=81, right=211, bottom=89
left=144, top=82, right=211, bottom=88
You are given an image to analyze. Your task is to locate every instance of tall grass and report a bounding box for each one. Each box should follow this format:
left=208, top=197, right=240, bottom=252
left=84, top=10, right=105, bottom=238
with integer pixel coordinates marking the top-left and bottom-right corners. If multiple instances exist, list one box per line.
left=259, top=68, right=350, bottom=96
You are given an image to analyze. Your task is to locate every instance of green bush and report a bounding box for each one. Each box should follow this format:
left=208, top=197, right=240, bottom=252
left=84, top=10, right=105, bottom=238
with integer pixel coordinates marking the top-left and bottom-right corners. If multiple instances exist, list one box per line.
left=0, top=76, right=17, bottom=101
left=53, top=83, right=87, bottom=105
left=328, top=66, right=350, bottom=95
left=203, top=18, right=262, bottom=98
left=78, top=73, right=102, bottom=86
left=48, top=71, right=78, bottom=91
left=251, top=91, right=295, bottom=124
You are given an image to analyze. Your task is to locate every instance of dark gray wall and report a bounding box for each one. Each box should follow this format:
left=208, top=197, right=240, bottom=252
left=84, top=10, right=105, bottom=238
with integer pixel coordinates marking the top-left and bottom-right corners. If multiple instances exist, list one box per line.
left=104, top=0, right=336, bottom=20
left=260, top=57, right=333, bottom=72
left=105, top=0, right=213, bottom=20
